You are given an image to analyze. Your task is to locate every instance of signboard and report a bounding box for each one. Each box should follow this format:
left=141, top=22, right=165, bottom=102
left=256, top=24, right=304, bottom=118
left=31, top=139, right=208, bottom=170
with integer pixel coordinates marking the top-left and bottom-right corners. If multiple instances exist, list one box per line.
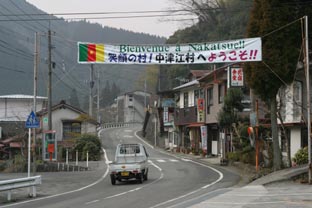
left=200, top=126, right=207, bottom=151
left=78, top=37, right=262, bottom=65
left=25, top=111, right=40, bottom=128
left=43, top=117, right=48, bottom=124
left=197, top=98, right=205, bottom=122
left=230, top=67, right=244, bottom=87
left=47, top=144, right=55, bottom=153
left=163, top=107, right=169, bottom=123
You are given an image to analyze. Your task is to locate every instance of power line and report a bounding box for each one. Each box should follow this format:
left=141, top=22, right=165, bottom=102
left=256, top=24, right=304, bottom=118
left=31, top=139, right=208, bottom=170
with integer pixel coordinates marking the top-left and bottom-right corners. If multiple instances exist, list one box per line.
left=0, top=2, right=38, bottom=33
left=8, top=0, right=49, bottom=31
left=0, top=65, right=26, bottom=73
left=0, top=13, right=195, bottom=22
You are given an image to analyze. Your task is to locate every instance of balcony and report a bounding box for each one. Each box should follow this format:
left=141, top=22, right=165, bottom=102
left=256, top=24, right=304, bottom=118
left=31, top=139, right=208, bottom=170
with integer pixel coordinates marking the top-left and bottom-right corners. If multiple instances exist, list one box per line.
left=174, top=106, right=197, bottom=126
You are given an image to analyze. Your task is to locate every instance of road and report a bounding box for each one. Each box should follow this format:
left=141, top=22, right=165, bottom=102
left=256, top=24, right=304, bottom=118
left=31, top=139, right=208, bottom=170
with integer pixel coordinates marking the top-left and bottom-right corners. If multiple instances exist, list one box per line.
left=1, top=125, right=240, bottom=208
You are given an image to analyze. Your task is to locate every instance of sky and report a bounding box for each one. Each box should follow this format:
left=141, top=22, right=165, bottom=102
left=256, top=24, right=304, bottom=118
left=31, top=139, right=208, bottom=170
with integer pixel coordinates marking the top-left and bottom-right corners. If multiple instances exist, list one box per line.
left=26, top=0, right=195, bottom=38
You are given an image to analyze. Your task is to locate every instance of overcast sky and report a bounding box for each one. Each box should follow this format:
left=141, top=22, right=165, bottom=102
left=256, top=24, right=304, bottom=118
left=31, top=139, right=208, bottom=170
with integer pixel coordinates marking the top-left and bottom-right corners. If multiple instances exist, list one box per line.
left=26, top=0, right=195, bottom=38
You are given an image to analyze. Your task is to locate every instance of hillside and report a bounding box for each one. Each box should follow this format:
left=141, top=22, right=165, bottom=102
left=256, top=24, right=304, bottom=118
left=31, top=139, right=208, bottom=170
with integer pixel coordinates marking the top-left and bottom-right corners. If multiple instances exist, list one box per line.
left=0, top=0, right=166, bottom=109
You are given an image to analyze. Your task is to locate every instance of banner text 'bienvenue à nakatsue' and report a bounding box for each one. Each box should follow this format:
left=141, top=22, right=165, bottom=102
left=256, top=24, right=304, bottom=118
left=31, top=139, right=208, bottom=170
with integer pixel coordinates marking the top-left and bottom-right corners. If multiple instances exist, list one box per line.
left=77, top=37, right=262, bottom=65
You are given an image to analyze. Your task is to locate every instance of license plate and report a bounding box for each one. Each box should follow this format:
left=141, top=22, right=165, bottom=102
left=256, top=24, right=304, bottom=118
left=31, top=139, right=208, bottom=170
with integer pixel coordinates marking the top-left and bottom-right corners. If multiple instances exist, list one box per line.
left=121, top=171, right=129, bottom=176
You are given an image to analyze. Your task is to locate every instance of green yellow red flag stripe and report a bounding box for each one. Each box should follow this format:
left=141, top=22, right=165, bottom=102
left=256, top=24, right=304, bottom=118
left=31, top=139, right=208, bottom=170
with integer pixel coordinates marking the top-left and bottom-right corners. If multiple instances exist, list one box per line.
left=78, top=43, right=104, bottom=63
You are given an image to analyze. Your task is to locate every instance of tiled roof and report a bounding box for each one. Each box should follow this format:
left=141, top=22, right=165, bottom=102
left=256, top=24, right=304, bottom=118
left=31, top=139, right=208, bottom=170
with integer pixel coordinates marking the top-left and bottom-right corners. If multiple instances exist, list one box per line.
left=173, top=79, right=199, bottom=90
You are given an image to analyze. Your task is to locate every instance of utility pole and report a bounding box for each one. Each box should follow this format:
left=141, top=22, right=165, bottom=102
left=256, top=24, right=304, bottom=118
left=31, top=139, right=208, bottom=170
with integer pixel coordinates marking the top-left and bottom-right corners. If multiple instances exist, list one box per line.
left=144, top=79, right=147, bottom=109
left=48, top=30, right=52, bottom=131
left=303, top=16, right=311, bottom=184
left=97, top=69, right=100, bottom=123
left=89, top=64, right=94, bottom=117
left=32, top=32, right=40, bottom=174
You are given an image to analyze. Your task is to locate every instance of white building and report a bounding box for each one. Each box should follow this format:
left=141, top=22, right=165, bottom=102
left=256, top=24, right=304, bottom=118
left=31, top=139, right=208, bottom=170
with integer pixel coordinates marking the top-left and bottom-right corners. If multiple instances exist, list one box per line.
left=0, top=94, right=47, bottom=122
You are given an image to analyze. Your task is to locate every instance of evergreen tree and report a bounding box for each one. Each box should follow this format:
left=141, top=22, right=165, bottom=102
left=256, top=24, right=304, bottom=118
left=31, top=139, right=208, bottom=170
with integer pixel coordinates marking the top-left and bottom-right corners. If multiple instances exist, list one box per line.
left=111, top=82, right=121, bottom=100
left=244, top=0, right=304, bottom=170
left=159, top=0, right=253, bottom=92
left=100, top=80, right=111, bottom=107
left=135, top=65, right=159, bottom=94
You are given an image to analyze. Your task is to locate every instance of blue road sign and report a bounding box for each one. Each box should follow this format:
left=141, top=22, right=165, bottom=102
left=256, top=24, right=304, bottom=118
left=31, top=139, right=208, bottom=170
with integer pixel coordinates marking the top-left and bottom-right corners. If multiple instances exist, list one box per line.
left=25, top=111, right=40, bottom=128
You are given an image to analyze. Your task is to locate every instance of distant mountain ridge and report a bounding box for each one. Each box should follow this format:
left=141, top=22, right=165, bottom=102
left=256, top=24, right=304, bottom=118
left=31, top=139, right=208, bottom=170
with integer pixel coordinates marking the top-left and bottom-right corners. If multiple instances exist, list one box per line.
left=0, top=0, right=166, bottom=106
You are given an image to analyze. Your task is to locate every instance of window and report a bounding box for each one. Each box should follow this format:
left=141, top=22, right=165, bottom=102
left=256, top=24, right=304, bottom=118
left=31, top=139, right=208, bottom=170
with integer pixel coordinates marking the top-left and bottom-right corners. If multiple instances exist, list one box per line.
left=194, top=90, right=199, bottom=106
left=194, top=89, right=204, bottom=106
left=293, top=81, right=302, bottom=103
left=183, top=92, right=189, bottom=108
left=200, top=89, right=204, bottom=98
left=120, top=144, right=140, bottom=154
left=63, top=121, right=81, bottom=139
left=207, top=88, right=213, bottom=114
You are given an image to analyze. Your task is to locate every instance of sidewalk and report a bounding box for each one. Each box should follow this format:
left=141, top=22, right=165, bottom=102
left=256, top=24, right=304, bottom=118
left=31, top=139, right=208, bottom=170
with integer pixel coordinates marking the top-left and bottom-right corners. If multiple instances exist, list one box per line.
left=0, top=161, right=107, bottom=204
left=170, top=151, right=312, bottom=208
left=167, top=150, right=309, bottom=186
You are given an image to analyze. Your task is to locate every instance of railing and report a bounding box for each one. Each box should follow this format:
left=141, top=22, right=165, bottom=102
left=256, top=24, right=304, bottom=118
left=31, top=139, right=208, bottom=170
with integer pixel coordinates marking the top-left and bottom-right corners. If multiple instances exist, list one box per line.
left=100, top=122, right=141, bottom=129
left=0, top=175, right=41, bottom=201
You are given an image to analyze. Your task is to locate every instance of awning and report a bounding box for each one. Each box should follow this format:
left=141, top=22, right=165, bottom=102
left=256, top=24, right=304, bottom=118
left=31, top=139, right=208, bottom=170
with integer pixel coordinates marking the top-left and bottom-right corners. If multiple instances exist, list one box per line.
left=187, top=123, right=205, bottom=128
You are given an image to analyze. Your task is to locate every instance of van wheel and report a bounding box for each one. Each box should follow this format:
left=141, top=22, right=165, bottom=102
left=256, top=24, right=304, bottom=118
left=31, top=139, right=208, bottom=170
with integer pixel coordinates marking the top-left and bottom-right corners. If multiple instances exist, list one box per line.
left=143, top=169, right=148, bottom=181
left=138, top=173, right=144, bottom=184
left=110, top=175, right=116, bottom=185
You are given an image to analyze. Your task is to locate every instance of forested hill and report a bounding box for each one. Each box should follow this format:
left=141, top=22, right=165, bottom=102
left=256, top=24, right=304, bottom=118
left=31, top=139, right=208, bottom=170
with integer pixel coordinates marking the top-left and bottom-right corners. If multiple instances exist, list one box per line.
left=0, top=0, right=166, bottom=108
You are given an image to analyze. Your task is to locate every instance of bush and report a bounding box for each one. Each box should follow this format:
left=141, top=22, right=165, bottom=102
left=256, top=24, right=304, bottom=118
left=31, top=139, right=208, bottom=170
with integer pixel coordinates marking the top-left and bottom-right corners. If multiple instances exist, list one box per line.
left=227, top=152, right=240, bottom=162
left=293, top=147, right=308, bottom=165
left=74, top=134, right=102, bottom=161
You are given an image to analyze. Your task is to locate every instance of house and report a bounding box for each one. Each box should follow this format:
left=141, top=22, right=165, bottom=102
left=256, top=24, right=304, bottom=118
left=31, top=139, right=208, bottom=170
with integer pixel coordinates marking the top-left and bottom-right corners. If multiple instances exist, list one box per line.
left=157, top=90, right=176, bottom=149
left=0, top=94, right=47, bottom=159
left=173, top=70, right=208, bottom=154
left=277, top=67, right=308, bottom=163
left=172, top=66, right=256, bottom=157
left=197, top=67, right=228, bottom=156
left=37, top=100, right=98, bottom=161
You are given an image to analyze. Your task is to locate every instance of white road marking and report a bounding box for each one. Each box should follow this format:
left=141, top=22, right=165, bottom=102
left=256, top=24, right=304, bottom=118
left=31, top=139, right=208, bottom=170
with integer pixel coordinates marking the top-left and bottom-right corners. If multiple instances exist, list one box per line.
left=149, top=160, right=162, bottom=172
left=103, top=161, right=163, bottom=200
left=123, top=135, right=133, bottom=138
left=181, top=158, right=191, bottom=162
left=156, top=159, right=166, bottom=163
left=124, top=130, right=132, bottom=132
left=169, top=159, right=179, bottom=162
left=85, top=199, right=99, bottom=205
left=135, top=130, right=154, bottom=149
left=1, top=145, right=110, bottom=208
left=145, top=153, right=224, bottom=208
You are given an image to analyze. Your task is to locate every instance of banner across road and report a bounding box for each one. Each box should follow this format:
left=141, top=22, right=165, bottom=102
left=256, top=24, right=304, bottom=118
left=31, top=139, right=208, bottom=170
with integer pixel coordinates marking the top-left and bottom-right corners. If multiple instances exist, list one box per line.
left=77, top=37, right=262, bottom=65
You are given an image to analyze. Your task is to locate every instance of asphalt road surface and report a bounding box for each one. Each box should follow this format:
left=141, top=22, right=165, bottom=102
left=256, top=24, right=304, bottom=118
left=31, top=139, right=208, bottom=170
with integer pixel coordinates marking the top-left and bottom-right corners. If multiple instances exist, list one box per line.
left=1, top=125, right=240, bottom=208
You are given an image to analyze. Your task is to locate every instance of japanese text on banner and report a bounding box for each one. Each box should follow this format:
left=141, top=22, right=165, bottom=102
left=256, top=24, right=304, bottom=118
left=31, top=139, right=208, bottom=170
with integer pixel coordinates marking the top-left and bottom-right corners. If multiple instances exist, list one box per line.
left=78, top=37, right=262, bottom=65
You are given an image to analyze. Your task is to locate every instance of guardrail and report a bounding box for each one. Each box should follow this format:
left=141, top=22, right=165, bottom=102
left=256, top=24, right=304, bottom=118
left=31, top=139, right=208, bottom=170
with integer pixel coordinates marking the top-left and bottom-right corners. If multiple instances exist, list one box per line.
left=0, top=175, right=41, bottom=201
left=101, top=122, right=141, bottom=129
